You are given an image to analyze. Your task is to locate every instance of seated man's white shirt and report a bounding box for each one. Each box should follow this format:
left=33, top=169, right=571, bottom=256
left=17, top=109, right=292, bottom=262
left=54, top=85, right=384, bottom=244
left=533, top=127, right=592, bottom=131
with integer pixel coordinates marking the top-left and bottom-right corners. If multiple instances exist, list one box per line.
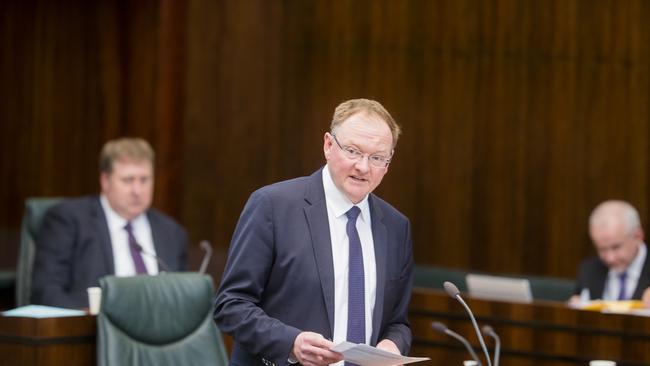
left=100, top=195, right=159, bottom=276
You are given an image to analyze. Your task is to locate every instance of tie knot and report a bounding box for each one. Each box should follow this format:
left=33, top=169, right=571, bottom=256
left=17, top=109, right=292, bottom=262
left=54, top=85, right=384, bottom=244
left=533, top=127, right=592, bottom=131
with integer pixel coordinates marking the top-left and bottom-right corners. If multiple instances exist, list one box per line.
left=620, top=271, right=627, bottom=280
left=346, top=206, right=361, bottom=221
left=124, top=221, right=133, bottom=233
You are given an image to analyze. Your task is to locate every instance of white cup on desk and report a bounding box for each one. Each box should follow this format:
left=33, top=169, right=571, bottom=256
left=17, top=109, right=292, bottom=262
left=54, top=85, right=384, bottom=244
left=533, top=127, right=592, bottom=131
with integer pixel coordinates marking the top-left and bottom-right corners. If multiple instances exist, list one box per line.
left=590, top=361, right=616, bottom=366
left=463, top=361, right=478, bottom=366
left=87, top=287, right=102, bottom=315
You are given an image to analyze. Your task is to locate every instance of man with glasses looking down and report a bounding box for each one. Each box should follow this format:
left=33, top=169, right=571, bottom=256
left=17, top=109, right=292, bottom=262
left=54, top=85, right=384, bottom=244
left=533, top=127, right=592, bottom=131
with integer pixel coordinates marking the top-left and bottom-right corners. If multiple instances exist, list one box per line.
left=215, top=98, right=413, bottom=366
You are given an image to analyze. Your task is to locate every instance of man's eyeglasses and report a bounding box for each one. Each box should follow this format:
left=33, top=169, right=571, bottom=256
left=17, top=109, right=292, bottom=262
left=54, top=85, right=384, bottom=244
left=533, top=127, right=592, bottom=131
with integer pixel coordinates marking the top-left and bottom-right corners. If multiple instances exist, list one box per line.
left=331, top=133, right=392, bottom=168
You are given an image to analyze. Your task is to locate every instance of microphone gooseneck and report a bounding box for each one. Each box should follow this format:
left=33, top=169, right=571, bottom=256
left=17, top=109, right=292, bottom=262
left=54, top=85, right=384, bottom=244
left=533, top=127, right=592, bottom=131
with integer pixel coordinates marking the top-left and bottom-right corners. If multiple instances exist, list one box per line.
left=443, top=281, right=493, bottom=366
left=198, top=240, right=213, bottom=274
left=482, top=325, right=500, bottom=366
left=133, top=242, right=171, bottom=272
left=431, top=321, right=482, bottom=366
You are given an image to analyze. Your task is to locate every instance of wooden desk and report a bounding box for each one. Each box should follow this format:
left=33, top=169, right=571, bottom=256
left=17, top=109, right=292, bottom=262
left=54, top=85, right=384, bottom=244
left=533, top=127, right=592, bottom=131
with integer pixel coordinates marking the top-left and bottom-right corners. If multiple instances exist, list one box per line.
left=409, top=287, right=650, bottom=366
left=0, top=314, right=96, bottom=366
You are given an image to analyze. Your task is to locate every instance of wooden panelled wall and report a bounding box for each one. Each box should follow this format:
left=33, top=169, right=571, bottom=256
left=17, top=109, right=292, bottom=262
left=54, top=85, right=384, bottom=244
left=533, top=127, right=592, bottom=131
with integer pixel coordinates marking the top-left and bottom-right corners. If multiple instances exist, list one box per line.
left=1, top=0, right=649, bottom=285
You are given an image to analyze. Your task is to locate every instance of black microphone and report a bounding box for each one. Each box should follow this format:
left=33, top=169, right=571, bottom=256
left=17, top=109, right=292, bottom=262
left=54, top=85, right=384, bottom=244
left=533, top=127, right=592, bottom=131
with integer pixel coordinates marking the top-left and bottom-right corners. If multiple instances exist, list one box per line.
left=482, top=325, right=500, bottom=366
left=431, top=321, right=482, bottom=366
left=444, top=281, right=492, bottom=366
left=132, top=242, right=172, bottom=273
left=198, top=240, right=213, bottom=274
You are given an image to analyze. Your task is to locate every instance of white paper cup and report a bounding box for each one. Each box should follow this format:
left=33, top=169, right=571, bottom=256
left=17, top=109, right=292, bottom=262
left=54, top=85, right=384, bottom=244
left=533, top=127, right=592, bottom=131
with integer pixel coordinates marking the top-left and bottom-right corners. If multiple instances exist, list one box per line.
left=463, top=361, right=479, bottom=366
left=87, top=287, right=102, bottom=315
left=590, top=361, right=616, bottom=366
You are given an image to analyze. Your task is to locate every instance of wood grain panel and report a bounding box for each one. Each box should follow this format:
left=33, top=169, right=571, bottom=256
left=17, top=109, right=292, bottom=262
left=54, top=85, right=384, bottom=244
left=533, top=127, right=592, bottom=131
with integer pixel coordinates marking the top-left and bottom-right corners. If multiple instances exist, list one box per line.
left=2, top=1, right=650, bottom=303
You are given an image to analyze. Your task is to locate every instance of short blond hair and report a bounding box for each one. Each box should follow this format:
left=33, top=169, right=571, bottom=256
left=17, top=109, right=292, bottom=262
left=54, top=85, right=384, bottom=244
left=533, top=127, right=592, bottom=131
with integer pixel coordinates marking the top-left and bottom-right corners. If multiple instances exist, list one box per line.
left=99, top=137, right=155, bottom=173
left=330, top=98, right=401, bottom=147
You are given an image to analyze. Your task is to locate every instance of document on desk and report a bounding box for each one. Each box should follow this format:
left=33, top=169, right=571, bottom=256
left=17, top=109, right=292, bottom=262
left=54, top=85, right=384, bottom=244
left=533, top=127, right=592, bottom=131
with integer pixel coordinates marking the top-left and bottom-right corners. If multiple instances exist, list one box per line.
left=331, top=341, right=430, bottom=365
left=2, top=305, right=86, bottom=318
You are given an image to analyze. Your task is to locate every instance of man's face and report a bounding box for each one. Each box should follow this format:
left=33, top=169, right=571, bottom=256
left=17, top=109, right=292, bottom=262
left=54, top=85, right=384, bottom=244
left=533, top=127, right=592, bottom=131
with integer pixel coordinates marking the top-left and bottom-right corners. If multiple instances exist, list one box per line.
left=100, top=159, right=154, bottom=220
left=590, top=220, right=642, bottom=273
left=323, top=112, right=393, bottom=204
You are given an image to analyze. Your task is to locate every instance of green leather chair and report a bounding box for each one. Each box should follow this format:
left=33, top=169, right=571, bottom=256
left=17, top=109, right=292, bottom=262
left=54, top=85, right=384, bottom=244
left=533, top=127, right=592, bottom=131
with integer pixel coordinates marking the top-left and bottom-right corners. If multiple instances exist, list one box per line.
left=528, top=275, right=575, bottom=302
left=15, top=197, right=64, bottom=306
left=412, top=265, right=468, bottom=292
left=97, top=273, right=228, bottom=366
left=413, top=265, right=575, bottom=302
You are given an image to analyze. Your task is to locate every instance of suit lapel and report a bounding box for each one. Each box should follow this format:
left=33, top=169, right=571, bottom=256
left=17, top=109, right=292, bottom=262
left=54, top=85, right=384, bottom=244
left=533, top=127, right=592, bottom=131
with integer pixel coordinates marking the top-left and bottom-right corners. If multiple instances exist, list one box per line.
left=589, top=262, right=608, bottom=299
left=90, top=197, right=115, bottom=275
left=148, top=210, right=166, bottom=269
left=304, top=169, right=335, bottom=336
left=633, top=253, right=650, bottom=299
left=368, top=195, right=387, bottom=345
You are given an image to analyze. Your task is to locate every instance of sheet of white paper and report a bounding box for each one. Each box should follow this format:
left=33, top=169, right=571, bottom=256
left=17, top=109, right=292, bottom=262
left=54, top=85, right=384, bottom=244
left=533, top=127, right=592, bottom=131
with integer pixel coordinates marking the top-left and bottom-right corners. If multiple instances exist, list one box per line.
left=2, top=305, right=86, bottom=318
left=331, top=341, right=430, bottom=366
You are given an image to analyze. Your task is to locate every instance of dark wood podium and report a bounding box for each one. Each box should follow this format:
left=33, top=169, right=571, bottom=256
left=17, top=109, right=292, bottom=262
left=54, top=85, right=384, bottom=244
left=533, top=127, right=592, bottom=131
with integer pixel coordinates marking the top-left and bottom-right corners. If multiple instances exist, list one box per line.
left=409, top=287, right=650, bottom=366
left=0, top=314, right=96, bottom=366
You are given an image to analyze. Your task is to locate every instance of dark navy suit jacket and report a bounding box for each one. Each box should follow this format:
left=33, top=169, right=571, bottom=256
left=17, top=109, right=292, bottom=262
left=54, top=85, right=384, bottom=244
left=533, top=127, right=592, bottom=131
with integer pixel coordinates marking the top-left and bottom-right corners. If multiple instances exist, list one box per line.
left=573, top=252, right=650, bottom=299
left=214, top=168, right=413, bottom=366
left=31, top=195, right=187, bottom=308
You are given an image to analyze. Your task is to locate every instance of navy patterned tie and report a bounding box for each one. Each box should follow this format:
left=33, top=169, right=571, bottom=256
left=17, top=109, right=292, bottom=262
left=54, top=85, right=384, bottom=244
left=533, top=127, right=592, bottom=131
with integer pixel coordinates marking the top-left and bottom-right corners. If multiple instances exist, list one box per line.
left=124, top=222, right=148, bottom=274
left=617, top=272, right=627, bottom=300
left=345, top=206, right=364, bottom=366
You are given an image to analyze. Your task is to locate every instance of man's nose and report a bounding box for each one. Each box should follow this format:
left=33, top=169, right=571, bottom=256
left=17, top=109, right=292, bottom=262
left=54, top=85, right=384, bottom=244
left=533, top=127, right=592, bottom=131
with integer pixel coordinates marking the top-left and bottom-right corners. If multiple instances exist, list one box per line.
left=131, top=181, right=143, bottom=195
left=603, top=250, right=617, bottom=264
left=354, top=155, right=370, bottom=172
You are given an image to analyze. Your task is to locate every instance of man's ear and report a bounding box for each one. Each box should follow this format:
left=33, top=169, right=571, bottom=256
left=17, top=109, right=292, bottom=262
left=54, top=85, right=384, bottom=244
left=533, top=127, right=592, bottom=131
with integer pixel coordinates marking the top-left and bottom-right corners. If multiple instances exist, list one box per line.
left=635, top=227, right=645, bottom=241
left=100, top=172, right=109, bottom=192
left=323, top=132, right=333, bottom=160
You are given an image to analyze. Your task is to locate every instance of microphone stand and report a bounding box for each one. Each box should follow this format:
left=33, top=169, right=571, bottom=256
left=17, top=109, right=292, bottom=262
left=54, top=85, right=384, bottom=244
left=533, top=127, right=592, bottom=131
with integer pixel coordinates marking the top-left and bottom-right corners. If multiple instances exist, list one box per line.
left=444, top=281, right=493, bottom=366
left=198, top=240, right=213, bottom=274
left=133, top=242, right=171, bottom=272
left=431, top=321, right=482, bottom=366
left=482, top=325, right=500, bottom=366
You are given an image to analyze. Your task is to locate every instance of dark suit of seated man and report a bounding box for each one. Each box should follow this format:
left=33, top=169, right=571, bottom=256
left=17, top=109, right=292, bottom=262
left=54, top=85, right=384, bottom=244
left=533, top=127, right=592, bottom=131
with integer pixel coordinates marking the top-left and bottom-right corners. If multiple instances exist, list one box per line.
left=31, top=137, right=187, bottom=309
left=569, top=200, right=650, bottom=307
left=215, top=99, right=413, bottom=366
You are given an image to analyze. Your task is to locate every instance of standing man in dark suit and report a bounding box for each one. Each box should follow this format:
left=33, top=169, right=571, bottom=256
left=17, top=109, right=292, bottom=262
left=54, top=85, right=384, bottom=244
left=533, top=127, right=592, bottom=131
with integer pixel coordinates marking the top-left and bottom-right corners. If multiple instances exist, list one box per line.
left=32, top=137, right=187, bottom=309
left=215, top=99, right=413, bottom=366
left=569, top=200, right=650, bottom=307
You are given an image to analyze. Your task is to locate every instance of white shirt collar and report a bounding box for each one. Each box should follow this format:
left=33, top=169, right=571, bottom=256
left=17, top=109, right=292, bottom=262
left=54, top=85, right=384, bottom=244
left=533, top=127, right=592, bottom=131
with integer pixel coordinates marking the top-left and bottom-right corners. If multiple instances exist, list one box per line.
left=322, top=165, right=370, bottom=222
left=99, top=194, right=148, bottom=231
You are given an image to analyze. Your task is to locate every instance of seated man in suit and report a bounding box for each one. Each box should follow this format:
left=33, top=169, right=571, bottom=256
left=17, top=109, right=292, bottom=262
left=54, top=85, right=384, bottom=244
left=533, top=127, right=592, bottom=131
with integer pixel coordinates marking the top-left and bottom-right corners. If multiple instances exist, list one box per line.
left=32, top=137, right=187, bottom=309
left=569, top=200, right=650, bottom=307
left=215, top=99, right=413, bottom=366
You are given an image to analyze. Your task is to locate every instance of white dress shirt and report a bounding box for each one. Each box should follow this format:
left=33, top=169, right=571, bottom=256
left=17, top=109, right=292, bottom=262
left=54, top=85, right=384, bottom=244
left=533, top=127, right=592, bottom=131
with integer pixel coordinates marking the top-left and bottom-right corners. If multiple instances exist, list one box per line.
left=322, top=165, right=377, bottom=364
left=100, top=195, right=159, bottom=276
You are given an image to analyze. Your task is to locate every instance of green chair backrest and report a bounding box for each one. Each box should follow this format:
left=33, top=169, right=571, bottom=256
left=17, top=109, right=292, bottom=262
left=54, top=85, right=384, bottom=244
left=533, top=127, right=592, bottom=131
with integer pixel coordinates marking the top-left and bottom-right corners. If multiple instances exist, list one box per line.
left=98, top=273, right=228, bottom=366
left=413, top=265, right=575, bottom=302
left=528, top=275, right=575, bottom=302
left=412, top=265, right=468, bottom=292
left=16, top=197, right=64, bottom=306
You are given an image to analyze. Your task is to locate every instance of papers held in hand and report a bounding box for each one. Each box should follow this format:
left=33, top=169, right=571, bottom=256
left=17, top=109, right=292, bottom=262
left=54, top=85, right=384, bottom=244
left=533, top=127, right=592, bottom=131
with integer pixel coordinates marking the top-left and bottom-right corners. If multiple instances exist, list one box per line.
left=331, top=341, right=429, bottom=366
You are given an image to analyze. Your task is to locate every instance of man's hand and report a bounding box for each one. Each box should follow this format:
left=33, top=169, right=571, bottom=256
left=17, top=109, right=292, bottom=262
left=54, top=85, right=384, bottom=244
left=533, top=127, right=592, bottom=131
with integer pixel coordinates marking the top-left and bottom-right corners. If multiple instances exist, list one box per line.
left=291, top=332, right=343, bottom=366
left=377, top=339, right=402, bottom=366
left=567, top=294, right=581, bottom=307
